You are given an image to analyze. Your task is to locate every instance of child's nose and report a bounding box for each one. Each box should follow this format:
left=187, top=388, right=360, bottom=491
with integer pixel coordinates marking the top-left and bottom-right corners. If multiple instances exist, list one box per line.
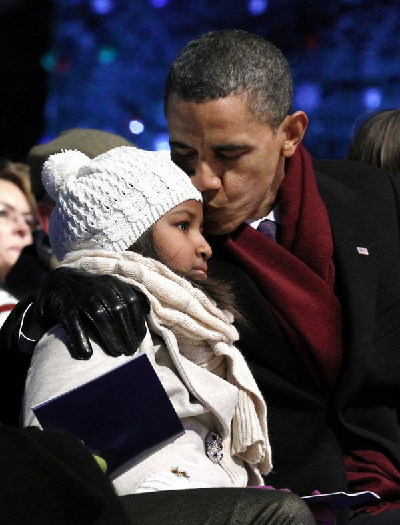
left=197, top=236, right=212, bottom=260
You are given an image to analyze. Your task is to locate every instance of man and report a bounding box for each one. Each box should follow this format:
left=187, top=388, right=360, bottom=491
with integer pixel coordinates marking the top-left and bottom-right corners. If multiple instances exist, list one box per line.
left=3, top=30, right=400, bottom=523
left=161, top=32, right=400, bottom=524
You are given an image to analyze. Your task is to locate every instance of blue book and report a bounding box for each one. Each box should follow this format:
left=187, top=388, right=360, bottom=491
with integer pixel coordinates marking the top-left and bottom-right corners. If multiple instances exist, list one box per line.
left=32, top=354, right=184, bottom=477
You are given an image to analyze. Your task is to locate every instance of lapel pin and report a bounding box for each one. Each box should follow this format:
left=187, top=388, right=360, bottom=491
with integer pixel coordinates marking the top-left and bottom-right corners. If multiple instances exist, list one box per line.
left=357, top=246, right=369, bottom=255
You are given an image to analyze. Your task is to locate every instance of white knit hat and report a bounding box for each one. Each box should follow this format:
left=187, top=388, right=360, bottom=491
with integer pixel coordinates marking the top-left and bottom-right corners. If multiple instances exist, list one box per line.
left=42, top=146, right=202, bottom=261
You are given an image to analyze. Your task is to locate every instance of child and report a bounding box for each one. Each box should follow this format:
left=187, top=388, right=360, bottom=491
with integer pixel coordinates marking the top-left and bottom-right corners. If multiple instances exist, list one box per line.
left=22, top=146, right=271, bottom=495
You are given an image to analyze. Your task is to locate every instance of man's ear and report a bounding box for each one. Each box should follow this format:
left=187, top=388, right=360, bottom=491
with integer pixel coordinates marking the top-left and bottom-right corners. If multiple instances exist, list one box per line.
left=281, top=111, right=308, bottom=157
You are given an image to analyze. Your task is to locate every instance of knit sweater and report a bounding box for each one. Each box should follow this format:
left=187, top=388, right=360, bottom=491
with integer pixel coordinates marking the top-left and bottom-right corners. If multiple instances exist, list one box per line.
left=23, top=250, right=271, bottom=494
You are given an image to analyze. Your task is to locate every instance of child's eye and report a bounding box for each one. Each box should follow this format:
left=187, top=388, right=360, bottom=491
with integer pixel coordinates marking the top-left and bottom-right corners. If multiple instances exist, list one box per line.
left=177, top=222, right=190, bottom=231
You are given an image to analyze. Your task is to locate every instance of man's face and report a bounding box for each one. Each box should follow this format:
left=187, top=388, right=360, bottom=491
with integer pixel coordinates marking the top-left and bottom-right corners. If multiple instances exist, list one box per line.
left=167, top=93, right=302, bottom=235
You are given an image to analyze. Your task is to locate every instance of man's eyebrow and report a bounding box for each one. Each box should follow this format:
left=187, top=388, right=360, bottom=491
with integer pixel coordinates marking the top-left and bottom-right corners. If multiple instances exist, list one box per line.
left=214, top=144, right=248, bottom=152
left=169, top=141, right=191, bottom=149
left=170, top=141, right=248, bottom=151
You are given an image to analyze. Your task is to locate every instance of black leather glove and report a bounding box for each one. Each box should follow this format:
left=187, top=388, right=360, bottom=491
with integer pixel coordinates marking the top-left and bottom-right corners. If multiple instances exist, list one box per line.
left=30, top=267, right=150, bottom=360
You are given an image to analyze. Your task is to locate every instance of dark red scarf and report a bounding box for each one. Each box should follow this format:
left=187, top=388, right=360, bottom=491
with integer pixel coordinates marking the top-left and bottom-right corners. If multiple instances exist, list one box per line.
left=221, top=144, right=342, bottom=392
left=344, top=449, right=400, bottom=515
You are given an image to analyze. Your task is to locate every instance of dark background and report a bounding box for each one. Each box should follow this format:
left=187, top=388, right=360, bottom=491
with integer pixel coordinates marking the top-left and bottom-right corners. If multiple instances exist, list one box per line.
left=1, top=0, right=400, bottom=162
left=0, top=0, right=53, bottom=161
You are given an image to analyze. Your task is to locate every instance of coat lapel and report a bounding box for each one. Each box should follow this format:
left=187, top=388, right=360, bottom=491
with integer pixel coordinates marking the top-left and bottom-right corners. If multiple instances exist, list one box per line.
left=315, top=169, right=379, bottom=404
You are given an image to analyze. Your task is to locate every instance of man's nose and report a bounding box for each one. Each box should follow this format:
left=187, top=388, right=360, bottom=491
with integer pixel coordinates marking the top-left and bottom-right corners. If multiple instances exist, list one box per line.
left=191, top=161, right=222, bottom=192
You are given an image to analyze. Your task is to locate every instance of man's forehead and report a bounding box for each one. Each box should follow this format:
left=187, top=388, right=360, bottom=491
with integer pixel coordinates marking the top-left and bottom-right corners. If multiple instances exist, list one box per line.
left=165, top=93, right=273, bottom=135
left=166, top=92, right=251, bottom=116
left=169, top=139, right=250, bottom=151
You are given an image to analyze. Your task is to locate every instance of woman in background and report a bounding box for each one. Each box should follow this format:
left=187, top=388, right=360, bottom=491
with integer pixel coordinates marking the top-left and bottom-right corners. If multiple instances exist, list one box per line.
left=347, top=109, right=400, bottom=178
left=0, top=159, right=36, bottom=326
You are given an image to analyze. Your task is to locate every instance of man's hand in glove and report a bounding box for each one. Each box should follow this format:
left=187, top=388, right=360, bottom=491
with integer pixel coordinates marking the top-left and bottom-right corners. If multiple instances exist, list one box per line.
left=28, top=267, right=149, bottom=360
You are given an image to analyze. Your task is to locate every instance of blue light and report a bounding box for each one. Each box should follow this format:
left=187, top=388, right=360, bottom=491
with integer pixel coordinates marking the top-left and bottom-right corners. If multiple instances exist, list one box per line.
left=150, top=0, right=169, bottom=7
left=153, top=133, right=170, bottom=151
left=40, top=52, right=57, bottom=72
left=98, top=46, right=117, bottom=64
left=363, top=87, right=382, bottom=110
left=90, top=0, right=114, bottom=15
left=293, top=83, right=321, bottom=112
left=129, top=120, right=145, bottom=135
left=38, top=133, right=57, bottom=145
left=247, top=0, right=268, bottom=16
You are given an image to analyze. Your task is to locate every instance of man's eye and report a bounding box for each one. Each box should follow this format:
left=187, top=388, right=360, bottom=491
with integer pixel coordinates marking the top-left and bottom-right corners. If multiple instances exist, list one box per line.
left=172, top=149, right=196, bottom=159
left=171, top=153, right=195, bottom=176
left=218, top=150, right=244, bottom=160
left=171, top=151, right=191, bottom=166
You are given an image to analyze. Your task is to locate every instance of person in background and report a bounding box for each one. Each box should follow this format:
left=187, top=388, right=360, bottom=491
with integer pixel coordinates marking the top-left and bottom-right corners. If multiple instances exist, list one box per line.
left=347, top=109, right=400, bottom=178
left=5, top=128, right=136, bottom=299
left=0, top=159, right=36, bottom=326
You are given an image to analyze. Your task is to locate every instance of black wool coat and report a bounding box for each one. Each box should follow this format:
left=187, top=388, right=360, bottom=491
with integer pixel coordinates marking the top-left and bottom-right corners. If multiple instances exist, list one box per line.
left=209, top=159, right=400, bottom=501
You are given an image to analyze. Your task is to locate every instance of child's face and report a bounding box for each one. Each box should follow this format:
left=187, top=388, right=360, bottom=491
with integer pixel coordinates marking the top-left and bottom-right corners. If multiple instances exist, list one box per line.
left=153, top=200, right=212, bottom=280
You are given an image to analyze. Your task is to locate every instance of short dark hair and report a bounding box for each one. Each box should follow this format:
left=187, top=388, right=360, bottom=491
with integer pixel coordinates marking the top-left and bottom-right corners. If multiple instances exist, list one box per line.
left=347, top=109, right=400, bottom=179
left=164, top=29, right=293, bottom=128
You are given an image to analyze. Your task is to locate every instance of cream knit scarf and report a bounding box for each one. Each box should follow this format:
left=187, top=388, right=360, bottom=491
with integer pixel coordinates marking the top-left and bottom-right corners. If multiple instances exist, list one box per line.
left=62, top=249, right=272, bottom=476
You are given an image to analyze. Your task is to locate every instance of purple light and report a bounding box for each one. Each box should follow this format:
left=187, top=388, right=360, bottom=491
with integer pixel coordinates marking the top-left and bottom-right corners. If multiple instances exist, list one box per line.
left=150, top=0, right=169, bottom=8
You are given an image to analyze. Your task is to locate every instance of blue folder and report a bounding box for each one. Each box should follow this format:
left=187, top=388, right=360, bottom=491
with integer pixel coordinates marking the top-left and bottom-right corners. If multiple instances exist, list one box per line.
left=32, top=354, right=184, bottom=477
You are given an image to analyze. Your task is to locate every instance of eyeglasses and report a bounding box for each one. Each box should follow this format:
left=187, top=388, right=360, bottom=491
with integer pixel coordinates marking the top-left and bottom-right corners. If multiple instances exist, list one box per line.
left=0, top=202, right=37, bottom=229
